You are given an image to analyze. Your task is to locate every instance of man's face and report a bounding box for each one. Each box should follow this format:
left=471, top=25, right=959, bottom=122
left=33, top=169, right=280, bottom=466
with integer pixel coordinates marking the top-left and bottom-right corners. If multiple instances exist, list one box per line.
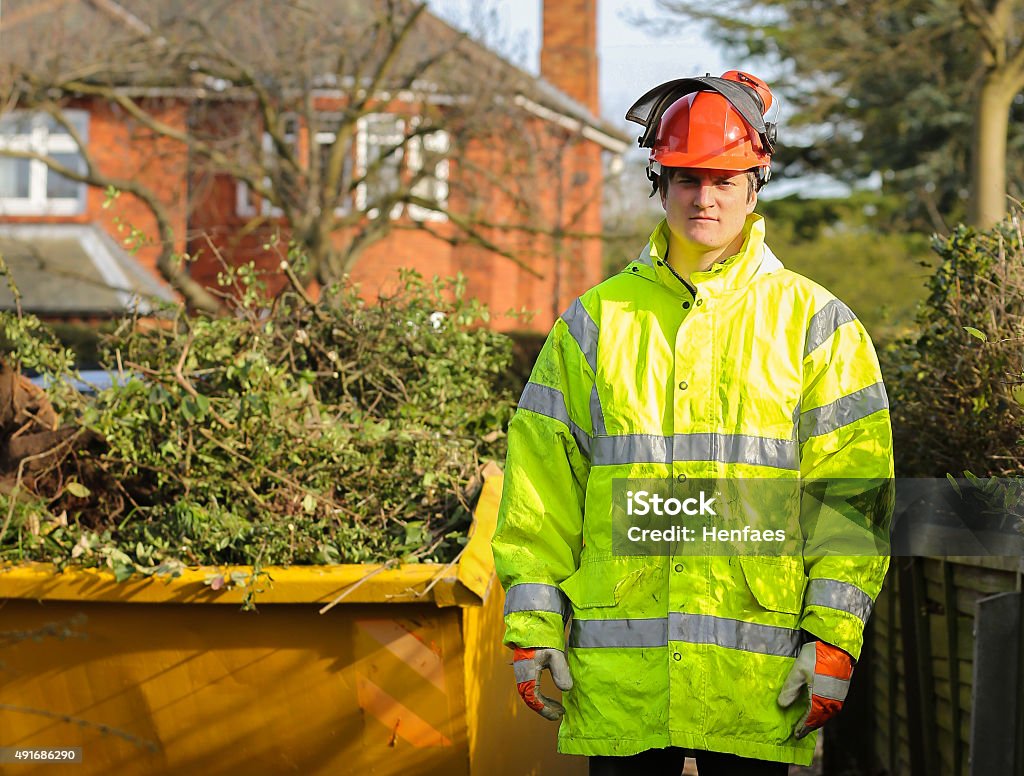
left=659, top=167, right=757, bottom=254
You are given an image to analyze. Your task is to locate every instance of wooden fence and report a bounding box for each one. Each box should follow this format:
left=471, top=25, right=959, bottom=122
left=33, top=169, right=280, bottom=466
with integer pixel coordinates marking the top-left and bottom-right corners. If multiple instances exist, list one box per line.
left=827, top=556, right=1024, bottom=776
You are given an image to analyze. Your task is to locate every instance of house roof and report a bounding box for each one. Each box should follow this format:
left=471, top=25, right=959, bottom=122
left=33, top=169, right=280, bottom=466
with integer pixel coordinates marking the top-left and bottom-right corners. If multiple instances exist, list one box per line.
left=407, top=4, right=630, bottom=151
left=0, top=223, right=176, bottom=316
left=1, top=0, right=630, bottom=153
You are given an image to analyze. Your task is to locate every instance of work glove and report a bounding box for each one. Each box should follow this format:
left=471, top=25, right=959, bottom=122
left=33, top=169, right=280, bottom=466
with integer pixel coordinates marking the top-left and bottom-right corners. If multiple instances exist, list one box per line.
left=777, top=639, right=854, bottom=739
left=512, top=646, right=573, bottom=721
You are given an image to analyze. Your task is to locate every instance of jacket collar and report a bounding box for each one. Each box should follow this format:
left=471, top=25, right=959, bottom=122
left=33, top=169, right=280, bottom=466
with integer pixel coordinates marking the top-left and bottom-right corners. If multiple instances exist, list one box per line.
left=633, top=214, right=783, bottom=297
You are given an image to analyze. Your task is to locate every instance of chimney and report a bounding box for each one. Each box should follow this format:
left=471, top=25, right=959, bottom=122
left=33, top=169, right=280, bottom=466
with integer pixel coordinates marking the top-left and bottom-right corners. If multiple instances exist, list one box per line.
left=540, top=0, right=599, bottom=115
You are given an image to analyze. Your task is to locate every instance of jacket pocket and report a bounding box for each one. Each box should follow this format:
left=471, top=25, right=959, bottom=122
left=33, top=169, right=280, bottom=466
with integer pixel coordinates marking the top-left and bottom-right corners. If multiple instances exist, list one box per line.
left=739, top=556, right=806, bottom=615
left=559, top=562, right=646, bottom=610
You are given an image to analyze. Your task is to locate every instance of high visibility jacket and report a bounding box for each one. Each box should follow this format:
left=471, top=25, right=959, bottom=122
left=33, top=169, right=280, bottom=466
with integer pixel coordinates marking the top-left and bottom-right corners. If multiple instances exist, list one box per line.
left=491, top=215, right=894, bottom=764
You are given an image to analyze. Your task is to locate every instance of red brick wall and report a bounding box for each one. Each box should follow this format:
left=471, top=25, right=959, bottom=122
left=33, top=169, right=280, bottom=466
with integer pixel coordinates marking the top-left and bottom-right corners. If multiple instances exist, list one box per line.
left=346, top=229, right=455, bottom=298
left=91, top=100, right=190, bottom=282
left=442, top=113, right=604, bottom=333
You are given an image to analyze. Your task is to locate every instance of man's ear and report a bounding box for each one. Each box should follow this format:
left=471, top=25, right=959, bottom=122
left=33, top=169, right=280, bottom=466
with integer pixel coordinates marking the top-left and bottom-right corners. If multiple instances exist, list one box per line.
left=746, top=189, right=758, bottom=214
left=659, top=180, right=667, bottom=210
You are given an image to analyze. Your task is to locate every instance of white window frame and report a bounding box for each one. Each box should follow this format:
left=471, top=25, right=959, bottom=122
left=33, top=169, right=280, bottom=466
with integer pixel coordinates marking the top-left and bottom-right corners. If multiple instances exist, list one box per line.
left=355, top=114, right=450, bottom=223
left=235, top=112, right=451, bottom=224
left=0, top=110, right=89, bottom=216
left=355, top=114, right=406, bottom=220
left=406, top=124, right=450, bottom=223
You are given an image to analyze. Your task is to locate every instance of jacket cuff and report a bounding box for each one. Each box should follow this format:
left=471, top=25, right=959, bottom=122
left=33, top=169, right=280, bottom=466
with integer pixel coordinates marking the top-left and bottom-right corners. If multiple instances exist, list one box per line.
left=799, top=608, right=865, bottom=661
left=503, top=611, right=567, bottom=651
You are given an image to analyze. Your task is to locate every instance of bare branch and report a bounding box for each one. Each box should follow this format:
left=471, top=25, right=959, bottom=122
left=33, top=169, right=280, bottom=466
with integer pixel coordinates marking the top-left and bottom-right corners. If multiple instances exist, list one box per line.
left=82, top=0, right=156, bottom=37
left=352, top=3, right=429, bottom=118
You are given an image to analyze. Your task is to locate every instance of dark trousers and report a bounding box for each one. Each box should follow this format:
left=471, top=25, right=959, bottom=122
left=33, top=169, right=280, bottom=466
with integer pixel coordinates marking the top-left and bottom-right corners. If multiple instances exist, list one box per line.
left=589, top=747, right=790, bottom=776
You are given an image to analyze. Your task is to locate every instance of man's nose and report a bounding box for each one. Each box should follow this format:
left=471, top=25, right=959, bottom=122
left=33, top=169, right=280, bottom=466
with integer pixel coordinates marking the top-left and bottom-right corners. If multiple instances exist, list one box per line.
left=695, top=183, right=715, bottom=208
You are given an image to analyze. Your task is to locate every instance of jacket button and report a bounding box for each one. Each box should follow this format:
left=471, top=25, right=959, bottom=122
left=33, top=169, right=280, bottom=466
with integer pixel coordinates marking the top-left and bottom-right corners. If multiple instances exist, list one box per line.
left=678, top=381, right=687, bottom=390
left=673, top=652, right=682, bottom=661
left=676, top=473, right=687, bottom=482
left=674, top=564, right=683, bottom=572
left=631, top=266, right=639, bottom=272
left=682, top=301, right=690, bottom=309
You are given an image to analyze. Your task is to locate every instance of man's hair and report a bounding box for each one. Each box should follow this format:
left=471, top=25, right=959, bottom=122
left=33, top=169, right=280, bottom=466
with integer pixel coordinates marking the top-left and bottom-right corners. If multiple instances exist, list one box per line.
left=658, top=169, right=761, bottom=201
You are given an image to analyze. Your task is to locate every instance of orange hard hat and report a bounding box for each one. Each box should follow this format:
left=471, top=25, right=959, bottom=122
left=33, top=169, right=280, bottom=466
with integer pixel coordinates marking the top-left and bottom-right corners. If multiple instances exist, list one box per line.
left=652, top=70, right=773, bottom=173
left=626, top=70, right=777, bottom=188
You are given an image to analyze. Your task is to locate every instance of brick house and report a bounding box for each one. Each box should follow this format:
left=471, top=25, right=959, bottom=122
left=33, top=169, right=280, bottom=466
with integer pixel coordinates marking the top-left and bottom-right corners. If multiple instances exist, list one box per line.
left=0, top=0, right=628, bottom=332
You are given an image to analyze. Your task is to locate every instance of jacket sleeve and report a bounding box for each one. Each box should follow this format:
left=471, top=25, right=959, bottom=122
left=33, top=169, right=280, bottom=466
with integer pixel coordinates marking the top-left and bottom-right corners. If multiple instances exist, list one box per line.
left=797, top=298, right=895, bottom=661
left=491, top=302, right=596, bottom=652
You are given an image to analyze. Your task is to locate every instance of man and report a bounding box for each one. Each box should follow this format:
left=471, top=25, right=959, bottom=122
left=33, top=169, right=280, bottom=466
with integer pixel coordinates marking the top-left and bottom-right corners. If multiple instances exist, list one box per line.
left=491, top=70, right=893, bottom=775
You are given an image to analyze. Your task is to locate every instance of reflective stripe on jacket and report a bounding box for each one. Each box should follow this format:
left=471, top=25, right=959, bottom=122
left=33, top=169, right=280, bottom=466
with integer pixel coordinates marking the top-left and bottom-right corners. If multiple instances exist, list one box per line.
left=491, top=215, right=894, bottom=763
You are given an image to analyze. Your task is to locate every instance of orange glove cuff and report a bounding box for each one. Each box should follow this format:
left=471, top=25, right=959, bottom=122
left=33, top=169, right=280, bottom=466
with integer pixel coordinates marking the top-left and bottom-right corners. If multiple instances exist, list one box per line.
left=815, top=640, right=854, bottom=679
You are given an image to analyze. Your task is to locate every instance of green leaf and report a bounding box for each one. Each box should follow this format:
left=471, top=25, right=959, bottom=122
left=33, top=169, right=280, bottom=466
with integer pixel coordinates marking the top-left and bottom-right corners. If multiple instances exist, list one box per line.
left=403, top=521, right=425, bottom=547
left=946, top=473, right=962, bottom=497
left=302, top=494, right=316, bottom=513
left=962, top=326, right=987, bottom=342
left=66, top=481, right=91, bottom=499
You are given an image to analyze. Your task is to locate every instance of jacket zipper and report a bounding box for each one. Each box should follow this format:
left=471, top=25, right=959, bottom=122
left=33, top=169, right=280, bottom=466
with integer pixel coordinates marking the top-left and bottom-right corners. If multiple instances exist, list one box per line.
left=663, top=260, right=698, bottom=298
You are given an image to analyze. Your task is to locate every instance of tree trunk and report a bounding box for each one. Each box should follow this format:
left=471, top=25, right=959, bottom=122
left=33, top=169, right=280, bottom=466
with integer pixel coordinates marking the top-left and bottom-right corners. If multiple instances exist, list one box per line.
left=970, top=74, right=1015, bottom=229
